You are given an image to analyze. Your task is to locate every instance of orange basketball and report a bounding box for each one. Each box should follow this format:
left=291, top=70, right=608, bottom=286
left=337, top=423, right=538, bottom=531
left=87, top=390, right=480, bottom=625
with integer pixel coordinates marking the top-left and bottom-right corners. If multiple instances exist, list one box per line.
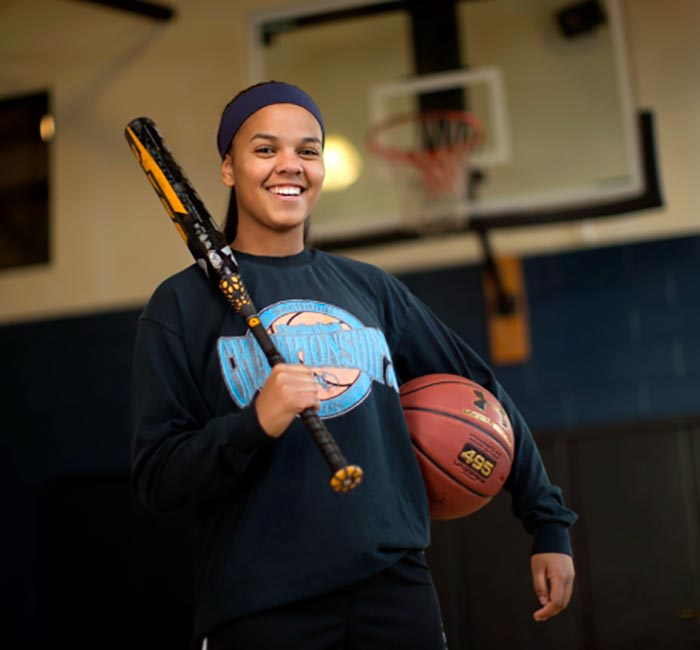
left=400, top=374, right=515, bottom=520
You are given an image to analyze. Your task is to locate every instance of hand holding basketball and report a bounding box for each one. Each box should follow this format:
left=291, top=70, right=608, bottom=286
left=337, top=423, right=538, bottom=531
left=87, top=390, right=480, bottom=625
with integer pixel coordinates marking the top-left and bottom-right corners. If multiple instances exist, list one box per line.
left=400, top=373, right=515, bottom=519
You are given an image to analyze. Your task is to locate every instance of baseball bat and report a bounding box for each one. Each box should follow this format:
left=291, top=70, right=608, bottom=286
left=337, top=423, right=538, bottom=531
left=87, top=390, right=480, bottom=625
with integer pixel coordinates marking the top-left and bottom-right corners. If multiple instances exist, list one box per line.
left=124, top=116, right=363, bottom=493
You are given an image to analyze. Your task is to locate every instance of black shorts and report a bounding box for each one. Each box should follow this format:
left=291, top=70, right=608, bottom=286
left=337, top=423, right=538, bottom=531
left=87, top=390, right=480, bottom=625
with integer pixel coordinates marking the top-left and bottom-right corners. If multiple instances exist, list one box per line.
left=206, top=550, right=447, bottom=650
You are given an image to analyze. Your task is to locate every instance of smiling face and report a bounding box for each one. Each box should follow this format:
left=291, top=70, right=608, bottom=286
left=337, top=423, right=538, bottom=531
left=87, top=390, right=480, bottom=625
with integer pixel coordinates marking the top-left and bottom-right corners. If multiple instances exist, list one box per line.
left=220, top=103, right=325, bottom=255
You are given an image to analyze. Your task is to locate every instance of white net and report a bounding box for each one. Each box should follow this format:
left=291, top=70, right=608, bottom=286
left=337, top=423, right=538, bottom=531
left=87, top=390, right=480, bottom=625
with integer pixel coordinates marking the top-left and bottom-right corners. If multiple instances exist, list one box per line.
left=366, top=111, right=484, bottom=232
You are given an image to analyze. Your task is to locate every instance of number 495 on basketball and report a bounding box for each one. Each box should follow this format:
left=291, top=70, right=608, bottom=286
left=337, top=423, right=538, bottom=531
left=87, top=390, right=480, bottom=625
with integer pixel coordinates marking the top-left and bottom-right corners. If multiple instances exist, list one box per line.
left=458, top=446, right=494, bottom=477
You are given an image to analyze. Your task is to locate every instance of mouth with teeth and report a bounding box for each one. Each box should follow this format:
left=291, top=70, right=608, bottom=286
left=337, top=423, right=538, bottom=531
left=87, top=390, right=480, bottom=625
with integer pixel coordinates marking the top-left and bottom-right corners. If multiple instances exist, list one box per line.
left=267, top=185, right=304, bottom=196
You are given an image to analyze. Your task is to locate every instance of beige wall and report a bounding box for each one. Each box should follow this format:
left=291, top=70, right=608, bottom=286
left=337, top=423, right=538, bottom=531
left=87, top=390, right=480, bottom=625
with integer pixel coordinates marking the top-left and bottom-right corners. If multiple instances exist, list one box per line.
left=0, top=0, right=698, bottom=324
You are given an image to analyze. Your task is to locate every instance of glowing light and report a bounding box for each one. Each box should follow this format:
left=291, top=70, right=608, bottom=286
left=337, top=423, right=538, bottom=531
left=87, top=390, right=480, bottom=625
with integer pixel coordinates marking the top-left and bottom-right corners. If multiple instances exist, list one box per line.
left=323, top=135, right=362, bottom=191
left=39, top=114, right=55, bottom=142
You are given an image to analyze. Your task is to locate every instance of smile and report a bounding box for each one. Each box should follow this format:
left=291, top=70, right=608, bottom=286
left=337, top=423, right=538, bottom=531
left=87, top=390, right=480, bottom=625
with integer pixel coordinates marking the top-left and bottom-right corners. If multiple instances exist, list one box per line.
left=267, top=186, right=304, bottom=196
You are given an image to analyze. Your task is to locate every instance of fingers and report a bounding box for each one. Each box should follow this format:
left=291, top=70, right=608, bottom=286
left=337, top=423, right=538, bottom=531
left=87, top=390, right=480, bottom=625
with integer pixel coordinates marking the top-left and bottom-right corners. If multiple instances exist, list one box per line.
left=255, top=364, right=322, bottom=438
left=532, top=580, right=567, bottom=622
left=531, top=553, right=575, bottom=622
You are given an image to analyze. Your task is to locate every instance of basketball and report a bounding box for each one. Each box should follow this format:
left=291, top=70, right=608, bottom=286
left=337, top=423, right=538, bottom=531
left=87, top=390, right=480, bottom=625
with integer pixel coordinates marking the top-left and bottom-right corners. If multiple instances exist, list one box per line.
left=400, top=374, right=515, bottom=520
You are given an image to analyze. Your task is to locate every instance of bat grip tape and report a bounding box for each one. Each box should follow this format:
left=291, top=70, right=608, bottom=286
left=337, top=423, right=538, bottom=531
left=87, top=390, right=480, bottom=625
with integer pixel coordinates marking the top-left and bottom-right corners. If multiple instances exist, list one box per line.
left=300, top=408, right=349, bottom=472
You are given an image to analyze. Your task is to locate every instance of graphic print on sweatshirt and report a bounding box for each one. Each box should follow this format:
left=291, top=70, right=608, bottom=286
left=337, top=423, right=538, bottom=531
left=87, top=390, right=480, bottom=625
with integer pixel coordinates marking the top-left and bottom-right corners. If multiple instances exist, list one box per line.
left=218, top=299, right=399, bottom=418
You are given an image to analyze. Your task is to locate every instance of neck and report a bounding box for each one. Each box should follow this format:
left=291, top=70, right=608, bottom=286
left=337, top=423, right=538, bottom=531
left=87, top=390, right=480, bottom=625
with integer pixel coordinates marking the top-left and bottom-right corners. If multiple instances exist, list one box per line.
left=232, top=228, right=305, bottom=257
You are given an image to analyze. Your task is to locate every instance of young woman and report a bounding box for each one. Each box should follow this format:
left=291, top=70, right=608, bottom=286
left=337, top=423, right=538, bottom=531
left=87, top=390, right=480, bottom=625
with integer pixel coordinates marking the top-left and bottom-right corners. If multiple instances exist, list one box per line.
left=131, top=81, right=576, bottom=650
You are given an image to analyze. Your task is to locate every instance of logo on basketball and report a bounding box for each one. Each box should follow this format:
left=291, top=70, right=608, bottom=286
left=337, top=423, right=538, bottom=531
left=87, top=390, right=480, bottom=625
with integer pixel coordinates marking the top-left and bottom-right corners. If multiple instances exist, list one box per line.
left=473, top=390, right=488, bottom=411
left=218, top=299, right=398, bottom=417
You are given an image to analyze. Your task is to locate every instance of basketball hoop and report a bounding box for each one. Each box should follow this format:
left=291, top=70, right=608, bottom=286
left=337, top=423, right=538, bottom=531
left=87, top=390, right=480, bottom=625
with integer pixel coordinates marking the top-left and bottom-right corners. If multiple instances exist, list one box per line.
left=365, top=110, right=484, bottom=232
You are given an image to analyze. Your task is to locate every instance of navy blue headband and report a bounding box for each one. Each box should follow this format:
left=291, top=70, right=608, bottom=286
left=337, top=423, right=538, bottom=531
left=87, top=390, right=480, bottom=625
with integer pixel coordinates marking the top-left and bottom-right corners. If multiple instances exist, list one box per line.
left=216, top=82, right=325, bottom=158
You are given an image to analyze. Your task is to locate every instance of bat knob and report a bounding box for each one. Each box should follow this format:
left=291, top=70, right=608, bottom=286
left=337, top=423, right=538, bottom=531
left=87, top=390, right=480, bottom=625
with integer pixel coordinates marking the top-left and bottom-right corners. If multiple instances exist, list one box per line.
left=330, top=465, right=364, bottom=492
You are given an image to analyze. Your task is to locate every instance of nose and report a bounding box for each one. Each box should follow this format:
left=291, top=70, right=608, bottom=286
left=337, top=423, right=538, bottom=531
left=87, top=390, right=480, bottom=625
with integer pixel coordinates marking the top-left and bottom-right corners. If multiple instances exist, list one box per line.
left=275, top=148, right=303, bottom=175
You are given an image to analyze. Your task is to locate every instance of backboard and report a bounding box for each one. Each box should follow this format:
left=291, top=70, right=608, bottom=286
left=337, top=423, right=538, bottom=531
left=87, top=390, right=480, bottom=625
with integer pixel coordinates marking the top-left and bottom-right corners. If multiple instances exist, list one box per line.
left=249, top=0, right=661, bottom=249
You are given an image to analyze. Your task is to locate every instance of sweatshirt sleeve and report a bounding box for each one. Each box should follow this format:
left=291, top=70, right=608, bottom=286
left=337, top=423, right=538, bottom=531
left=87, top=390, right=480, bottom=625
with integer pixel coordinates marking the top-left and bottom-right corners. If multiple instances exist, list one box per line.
left=130, top=311, right=270, bottom=514
left=385, top=275, right=577, bottom=556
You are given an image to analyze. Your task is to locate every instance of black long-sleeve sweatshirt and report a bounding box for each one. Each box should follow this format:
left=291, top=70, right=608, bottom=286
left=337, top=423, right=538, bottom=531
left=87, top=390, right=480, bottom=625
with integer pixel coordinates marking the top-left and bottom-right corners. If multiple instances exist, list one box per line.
left=131, top=248, right=576, bottom=643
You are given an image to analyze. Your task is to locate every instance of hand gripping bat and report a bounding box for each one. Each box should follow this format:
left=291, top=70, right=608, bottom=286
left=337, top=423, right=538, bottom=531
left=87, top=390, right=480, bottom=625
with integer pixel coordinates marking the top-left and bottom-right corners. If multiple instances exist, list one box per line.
left=124, top=117, right=363, bottom=493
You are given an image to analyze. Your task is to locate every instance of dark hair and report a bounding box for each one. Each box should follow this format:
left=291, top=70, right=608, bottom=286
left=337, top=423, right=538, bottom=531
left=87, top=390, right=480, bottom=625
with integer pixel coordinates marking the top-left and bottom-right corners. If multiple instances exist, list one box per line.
left=223, top=186, right=239, bottom=244
left=221, top=82, right=315, bottom=246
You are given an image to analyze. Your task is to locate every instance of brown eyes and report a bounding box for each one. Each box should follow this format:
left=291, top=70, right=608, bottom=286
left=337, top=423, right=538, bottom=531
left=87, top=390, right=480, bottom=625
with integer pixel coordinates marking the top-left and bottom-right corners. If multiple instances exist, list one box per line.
left=253, top=146, right=320, bottom=158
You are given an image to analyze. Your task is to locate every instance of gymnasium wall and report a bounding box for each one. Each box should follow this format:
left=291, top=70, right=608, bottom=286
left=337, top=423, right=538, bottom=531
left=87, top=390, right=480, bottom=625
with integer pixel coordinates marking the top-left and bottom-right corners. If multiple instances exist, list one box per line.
left=410, top=235, right=700, bottom=430
left=0, top=0, right=699, bottom=322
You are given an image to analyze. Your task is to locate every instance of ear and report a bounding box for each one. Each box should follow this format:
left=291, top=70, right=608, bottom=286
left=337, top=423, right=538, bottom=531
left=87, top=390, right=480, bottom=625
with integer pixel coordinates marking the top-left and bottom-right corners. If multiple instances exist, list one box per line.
left=221, top=153, right=235, bottom=188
